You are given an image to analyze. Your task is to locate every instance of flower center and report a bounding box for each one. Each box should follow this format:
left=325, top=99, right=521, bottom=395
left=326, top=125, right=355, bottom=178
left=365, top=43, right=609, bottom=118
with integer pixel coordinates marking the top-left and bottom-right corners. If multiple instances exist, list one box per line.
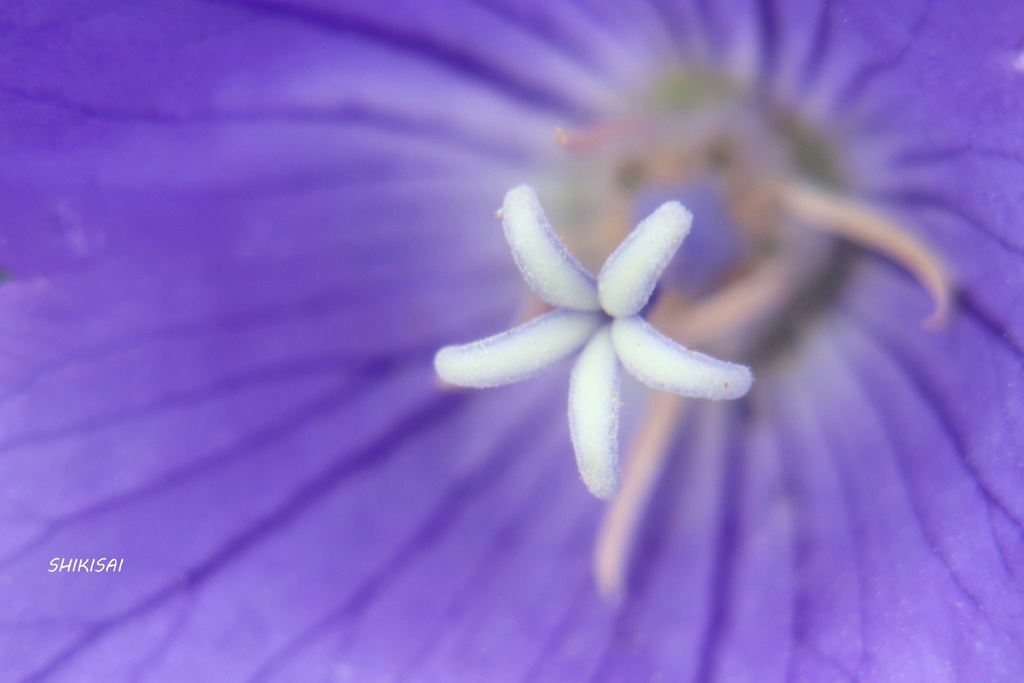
left=532, top=69, right=953, bottom=600
left=539, top=69, right=950, bottom=369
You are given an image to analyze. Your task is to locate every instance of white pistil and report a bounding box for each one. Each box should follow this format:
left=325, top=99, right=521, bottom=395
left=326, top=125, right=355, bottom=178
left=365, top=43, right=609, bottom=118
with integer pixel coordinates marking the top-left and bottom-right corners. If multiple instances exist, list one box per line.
left=598, top=201, right=693, bottom=317
left=434, top=186, right=752, bottom=499
left=778, top=181, right=953, bottom=327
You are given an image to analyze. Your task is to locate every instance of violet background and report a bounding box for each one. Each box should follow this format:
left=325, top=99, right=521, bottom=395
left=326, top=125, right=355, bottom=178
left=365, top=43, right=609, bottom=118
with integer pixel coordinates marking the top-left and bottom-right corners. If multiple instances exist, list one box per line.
left=1, top=1, right=1023, bottom=681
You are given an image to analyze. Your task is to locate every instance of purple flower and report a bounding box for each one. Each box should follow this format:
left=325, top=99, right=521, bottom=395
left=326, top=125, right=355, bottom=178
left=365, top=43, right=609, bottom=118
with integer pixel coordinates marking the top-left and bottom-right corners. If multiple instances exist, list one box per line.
left=1, top=1, right=1023, bottom=681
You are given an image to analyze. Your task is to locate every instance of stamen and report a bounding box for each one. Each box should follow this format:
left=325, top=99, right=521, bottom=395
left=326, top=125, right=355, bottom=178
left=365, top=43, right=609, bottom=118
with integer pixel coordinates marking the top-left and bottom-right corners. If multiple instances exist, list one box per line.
left=434, top=309, right=603, bottom=387
left=611, top=316, right=753, bottom=399
left=778, top=181, right=953, bottom=327
left=594, top=393, right=684, bottom=602
left=501, top=185, right=600, bottom=311
left=598, top=202, right=693, bottom=317
left=568, top=326, right=622, bottom=500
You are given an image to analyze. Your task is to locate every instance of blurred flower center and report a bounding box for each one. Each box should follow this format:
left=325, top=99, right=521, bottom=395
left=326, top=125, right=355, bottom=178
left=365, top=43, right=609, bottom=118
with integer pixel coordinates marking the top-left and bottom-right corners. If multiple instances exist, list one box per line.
left=530, top=70, right=953, bottom=600
left=540, top=69, right=950, bottom=368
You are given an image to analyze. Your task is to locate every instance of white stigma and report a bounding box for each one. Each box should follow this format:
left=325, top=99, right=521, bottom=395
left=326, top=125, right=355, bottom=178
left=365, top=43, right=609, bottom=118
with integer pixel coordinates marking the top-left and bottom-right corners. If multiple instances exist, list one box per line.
left=598, top=201, right=692, bottom=317
left=568, top=326, right=621, bottom=499
left=434, top=186, right=752, bottom=499
left=611, top=316, right=752, bottom=399
left=500, top=185, right=601, bottom=311
left=435, top=310, right=604, bottom=388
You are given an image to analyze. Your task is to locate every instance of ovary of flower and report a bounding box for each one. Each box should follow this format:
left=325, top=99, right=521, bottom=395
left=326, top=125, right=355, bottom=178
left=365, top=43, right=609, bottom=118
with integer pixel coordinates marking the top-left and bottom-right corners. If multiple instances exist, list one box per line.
left=434, top=185, right=753, bottom=500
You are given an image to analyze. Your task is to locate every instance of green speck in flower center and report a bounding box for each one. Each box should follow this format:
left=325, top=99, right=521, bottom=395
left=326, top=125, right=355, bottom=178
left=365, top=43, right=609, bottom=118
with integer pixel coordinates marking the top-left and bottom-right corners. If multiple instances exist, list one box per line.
left=774, top=113, right=845, bottom=189
left=648, top=69, right=742, bottom=112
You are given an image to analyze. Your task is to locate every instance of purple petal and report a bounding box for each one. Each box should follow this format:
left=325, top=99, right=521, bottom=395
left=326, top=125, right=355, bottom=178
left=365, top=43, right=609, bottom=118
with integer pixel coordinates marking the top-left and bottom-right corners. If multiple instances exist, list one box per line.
left=1, top=0, right=1024, bottom=681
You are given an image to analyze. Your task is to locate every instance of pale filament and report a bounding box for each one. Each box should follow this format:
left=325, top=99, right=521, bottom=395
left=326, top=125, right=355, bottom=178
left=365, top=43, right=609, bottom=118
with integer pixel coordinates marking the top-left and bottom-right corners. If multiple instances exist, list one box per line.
left=656, top=259, right=793, bottom=348
left=554, top=119, right=644, bottom=156
left=595, top=392, right=685, bottom=602
left=557, top=120, right=709, bottom=189
left=777, top=181, right=953, bottom=328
